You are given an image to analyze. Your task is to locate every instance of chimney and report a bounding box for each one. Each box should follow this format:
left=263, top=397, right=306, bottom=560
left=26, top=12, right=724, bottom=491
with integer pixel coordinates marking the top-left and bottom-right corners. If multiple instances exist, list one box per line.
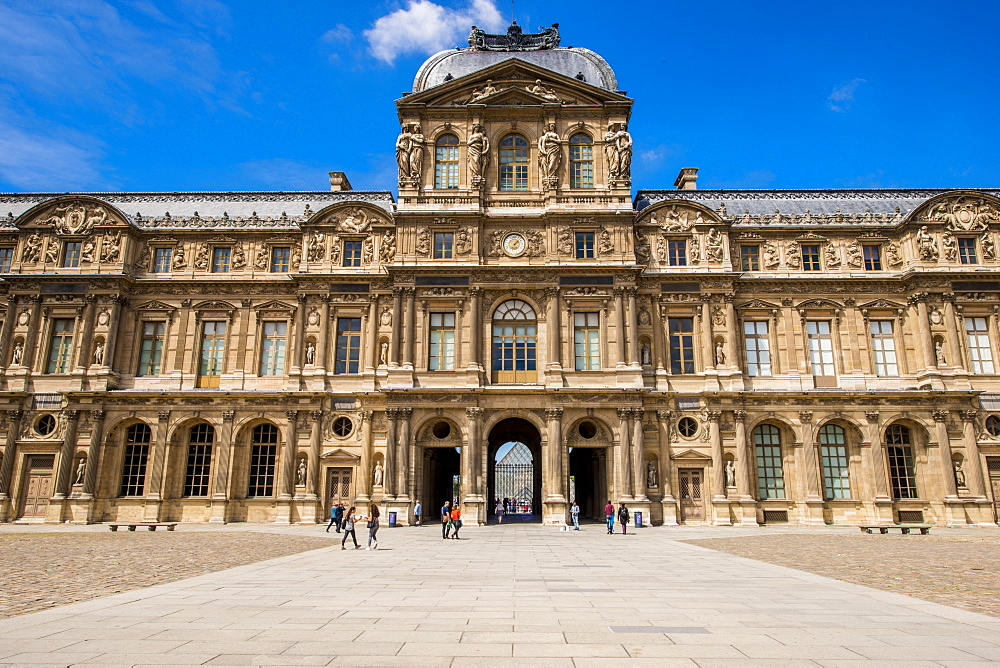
left=328, top=172, right=353, bottom=192
left=674, top=168, right=698, bottom=190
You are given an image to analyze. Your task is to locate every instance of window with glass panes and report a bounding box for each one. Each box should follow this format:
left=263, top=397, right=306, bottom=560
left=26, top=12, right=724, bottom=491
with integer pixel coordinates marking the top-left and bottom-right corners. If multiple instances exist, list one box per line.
left=198, top=321, right=226, bottom=387
left=183, top=423, right=214, bottom=497
left=863, top=244, right=882, bottom=270
left=335, top=317, right=361, bottom=374
left=62, top=241, right=81, bottom=267
left=807, top=320, right=835, bottom=382
left=569, top=133, right=594, bottom=188
left=428, top=312, right=455, bottom=371
left=499, top=134, right=529, bottom=191
left=668, top=240, right=687, bottom=266
left=958, top=237, right=978, bottom=264
left=259, top=321, right=287, bottom=376
left=870, top=320, right=898, bottom=376
left=0, top=247, right=13, bottom=273
left=138, top=322, right=165, bottom=376
left=802, top=245, right=821, bottom=270
left=491, top=300, right=537, bottom=383
left=433, top=232, right=454, bottom=259
left=119, top=423, right=151, bottom=497
left=966, top=317, right=995, bottom=373
left=740, top=245, right=760, bottom=271
left=152, top=247, right=172, bottom=272
left=753, top=424, right=785, bottom=499
left=343, top=241, right=362, bottom=267
left=574, top=312, right=601, bottom=370
left=886, top=425, right=917, bottom=499
left=744, top=320, right=771, bottom=376
left=434, top=134, right=459, bottom=189
left=247, top=424, right=278, bottom=497
left=211, top=247, right=231, bottom=273
left=819, top=424, right=851, bottom=499
left=46, top=318, right=74, bottom=373
left=668, top=317, right=695, bottom=374
left=270, top=247, right=290, bottom=272
left=575, top=232, right=594, bottom=259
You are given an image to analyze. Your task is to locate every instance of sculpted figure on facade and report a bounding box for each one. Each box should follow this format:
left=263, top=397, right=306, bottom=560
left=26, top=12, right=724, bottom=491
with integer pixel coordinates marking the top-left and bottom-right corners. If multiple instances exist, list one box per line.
left=81, top=238, right=96, bottom=264
left=93, top=341, right=105, bottom=365
left=46, top=202, right=106, bottom=236
left=307, top=232, right=325, bottom=263
left=655, top=235, right=667, bottom=262
left=660, top=205, right=692, bottom=232
left=339, top=208, right=370, bottom=233
left=885, top=241, right=903, bottom=267
left=688, top=235, right=701, bottom=264
left=254, top=244, right=269, bottom=270
left=467, top=123, right=490, bottom=186
left=715, top=340, right=726, bottom=366
left=231, top=242, right=246, bottom=270
left=916, top=226, right=939, bottom=261
left=538, top=123, right=562, bottom=189
left=455, top=227, right=473, bottom=255
left=603, top=122, right=632, bottom=184
left=395, top=123, right=425, bottom=184
left=193, top=242, right=210, bottom=270
left=100, top=231, right=121, bottom=263
left=468, top=79, right=501, bottom=103
left=362, top=238, right=374, bottom=265
left=846, top=240, right=863, bottom=268
left=74, top=458, right=87, bottom=485
left=762, top=242, right=780, bottom=269
left=982, top=232, right=997, bottom=261
left=290, top=242, right=302, bottom=267
left=725, top=460, right=736, bottom=487
left=784, top=242, right=801, bottom=268
left=557, top=227, right=574, bottom=255
left=942, top=231, right=958, bottom=262
left=598, top=227, right=614, bottom=255
left=329, top=236, right=340, bottom=264
left=11, top=341, right=23, bottom=366
left=415, top=229, right=431, bottom=256
left=373, top=461, right=384, bottom=487
left=526, top=79, right=560, bottom=102
left=305, top=341, right=316, bottom=365
left=705, top=228, right=724, bottom=262
left=43, top=238, right=58, bottom=264
left=646, top=461, right=658, bottom=488
left=380, top=307, right=392, bottom=327
left=379, top=341, right=389, bottom=365
left=172, top=244, right=187, bottom=270
left=633, top=232, right=651, bottom=265
left=954, top=459, right=967, bottom=487
left=935, top=340, right=947, bottom=366
left=380, top=231, right=396, bottom=263
left=824, top=243, right=841, bottom=268
left=930, top=196, right=997, bottom=231
left=22, top=232, right=42, bottom=263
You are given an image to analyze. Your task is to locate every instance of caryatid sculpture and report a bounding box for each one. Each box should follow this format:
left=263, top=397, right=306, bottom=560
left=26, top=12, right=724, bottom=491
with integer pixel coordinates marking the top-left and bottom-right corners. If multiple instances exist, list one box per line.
left=395, top=123, right=425, bottom=186
left=538, top=123, right=562, bottom=189
left=468, top=123, right=490, bottom=187
left=604, top=122, right=633, bottom=185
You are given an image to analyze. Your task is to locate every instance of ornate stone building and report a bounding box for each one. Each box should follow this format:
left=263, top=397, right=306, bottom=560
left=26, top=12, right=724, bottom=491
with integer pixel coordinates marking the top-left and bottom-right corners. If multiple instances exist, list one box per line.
left=1, top=22, right=999, bottom=527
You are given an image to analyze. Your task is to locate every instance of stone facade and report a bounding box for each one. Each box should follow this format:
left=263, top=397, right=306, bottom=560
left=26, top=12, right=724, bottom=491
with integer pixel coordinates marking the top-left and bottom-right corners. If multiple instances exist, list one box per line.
left=1, top=24, right=999, bottom=527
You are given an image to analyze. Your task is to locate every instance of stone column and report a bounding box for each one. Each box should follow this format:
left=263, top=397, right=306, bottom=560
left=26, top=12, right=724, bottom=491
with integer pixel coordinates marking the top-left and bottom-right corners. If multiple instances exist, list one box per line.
left=102, top=295, right=125, bottom=370
left=307, top=410, right=323, bottom=499
left=397, top=408, right=412, bottom=499
left=707, top=410, right=724, bottom=498
left=631, top=409, right=646, bottom=500
left=467, top=288, right=482, bottom=370
left=655, top=410, right=677, bottom=524
left=0, top=411, right=24, bottom=516
left=616, top=407, right=632, bottom=500
left=21, top=296, right=42, bottom=371
left=73, top=296, right=97, bottom=372
left=390, top=288, right=403, bottom=367
left=362, top=297, right=376, bottom=372
left=733, top=410, right=751, bottom=496
left=319, top=298, right=332, bottom=371
left=544, top=408, right=565, bottom=503
left=943, top=295, right=963, bottom=369
left=798, top=411, right=822, bottom=501
left=280, top=410, right=298, bottom=499
left=291, top=294, right=307, bottom=373
left=959, top=410, right=986, bottom=497
left=724, top=295, right=738, bottom=370
left=356, top=411, right=373, bottom=503
left=546, top=288, right=561, bottom=369
left=914, top=296, right=936, bottom=370
left=52, top=410, right=81, bottom=499
left=701, top=296, right=715, bottom=370
left=0, top=295, right=17, bottom=367
left=651, top=300, right=666, bottom=372
left=933, top=409, right=958, bottom=498
left=209, top=410, right=235, bottom=523
left=626, top=288, right=640, bottom=366
left=82, top=410, right=106, bottom=498
left=403, top=289, right=415, bottom=369
left=384, top=408, right=398, bottom=497
left=613, top=287, right=626, bottom=368
left=465, top=408, right=484, bottom=500
left=864, top=411, right=891, bottom=500
left=142, top=411, right=170, bottom=522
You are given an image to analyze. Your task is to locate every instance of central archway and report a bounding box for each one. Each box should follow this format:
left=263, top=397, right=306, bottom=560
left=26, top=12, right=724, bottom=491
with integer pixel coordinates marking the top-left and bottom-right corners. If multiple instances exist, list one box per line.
left=487, top=417, right=542, bottom=523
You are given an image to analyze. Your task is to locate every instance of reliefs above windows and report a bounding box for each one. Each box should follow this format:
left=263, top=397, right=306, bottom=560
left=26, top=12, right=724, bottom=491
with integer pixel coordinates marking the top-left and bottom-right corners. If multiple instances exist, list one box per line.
left=923, top=195, right=998, bottom=232
left=916, top=226, right=939, bottom=262
left=415, top=229, right=431, bottom=256
left=486, top=230, right=544, bottom=257
left=307, top=232, right=326, bottom=263
left=380, top=231, right=396, bottom=263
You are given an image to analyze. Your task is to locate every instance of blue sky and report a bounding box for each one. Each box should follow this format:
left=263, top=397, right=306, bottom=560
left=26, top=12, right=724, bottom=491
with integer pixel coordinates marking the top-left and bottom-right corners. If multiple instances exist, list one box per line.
left=1, top=0, right=998, bottom=195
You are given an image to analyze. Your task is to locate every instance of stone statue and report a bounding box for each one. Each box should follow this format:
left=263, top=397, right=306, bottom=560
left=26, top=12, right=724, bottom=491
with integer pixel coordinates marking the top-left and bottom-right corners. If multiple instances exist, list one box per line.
left=954, top=459, right=966, bottom=488
left=917, top=226, right=939, bottom=261
left=43, top=239, right=58, bottom=264
left=942, top=231, right=958, bottom=262
left=231, top=243, right=246, bottom=270
left=380, top=307, right=392, bottom=327
left=704, top=228, right=724, bottom=262
left=634, top=233, right=651, bottom=265
left=526, top=79, right=559, bottom=102
left=846, top=240, right=863, bottom=268
left=784, top=243, right=801, bottom=268
left=824, top=243, right=841, bottom=268
left=538, top=123, right=562, bottom=188
left=305, top=341, right=316, bottom=365
left=725, top=460, right=736, bottom=487
left=641, top=342, right=651, bottom=366
left=603, top=122, right=633, bottom=183
left=172, top=244, right=187, bottom=270
left=93, top=341, right=105, bottom=366
left=885, top=242, right=903, bottom=267
left=379, top=232, right=396, bottom=263
left=296, top=459, right=306, bottom=486
left=290, top=243, right=301, bottom=267
left=379, top=341, right=389, bottom=365
left=81, top=238, right=95, bottom=264
left=712, top=308, right=726, bottom=327
left=11, top=340, right=23, bottom=365
left=557, top=227, right=574, bottom=255
left=454, top=227, right=473, bottom=255
left=646, top=461, right=658, bottom=488
left=254, top=244, right=269, bottom=269
left=715, top=340, right=726, bottom=366
left=415, top=229, right=431, bottom=256
left=468, top=79, right=500, bottom=103
left=362, top=238, right=374, bottom=265
left=935, top=340, right=947, bottom=366
left=396, top=123, right=424, bottom=183
left=307, top=232, right=325, bottom=263
left=983, top=232, right=997, bottom=261
left=74, top=458, right=86, bottom=485
left=408, top=124, right=425, bottom=180
left=193, top=243, right=210, bottom=270
left=22, top=233, right=42, bottom=263
left=598, top=227, right=614, bottom=255
left=100, top=231, right=121, bottom=263
left=395, top=125, right=413, bottom=180
left=373, top=461, right=384, bottom=487
left=762, top=242, right=780, bottom=269
left=467, top=124, right=490, bottom=186
left=329, top=236, right=341, bottom=264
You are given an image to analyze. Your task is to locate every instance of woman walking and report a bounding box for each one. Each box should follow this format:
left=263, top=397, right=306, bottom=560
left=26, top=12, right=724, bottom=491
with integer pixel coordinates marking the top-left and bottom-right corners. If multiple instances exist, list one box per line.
left=341, top=506, right=360, bottom=549
left=495, top=500, right=504, bottom=524
left=366, top=503, right=380, bottom=550
left=618, top=502, right=630, bottom=535
left=450, top=504, right=462, bottom=539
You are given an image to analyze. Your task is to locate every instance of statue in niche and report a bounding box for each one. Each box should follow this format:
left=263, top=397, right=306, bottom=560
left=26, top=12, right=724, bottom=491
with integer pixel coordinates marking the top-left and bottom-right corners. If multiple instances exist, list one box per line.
left=373, top=461, right=384, bottom=487
left=640, top=341, right=651, bottom=366
left=885, top=242, right=903, bottom=267
left=942, top=231, right=958, bottom=262
left=646, top=461, right=658, bottom=488
left=11, top=341, right=24, bottom=365
left=824, top=243, right=841, bottom=268
left=935, top=340, right=947, bottom=366
left=22, top=233, right=42, bottom=262
left=725, top=460, right=736, bottom=487
left=379, top=341, right=389, bottom=365
left=983, top=232, right=997, bottom=261
left=537, top=123, right=562, bottom=188
left=604, top=122, right=633, bottom=182
left=305, top=341, right=316, bottom=365
left=467, top=124, right=490, bottom=186
left=916, top=226, right=939, bottom=261
left=296, top=459, right=307, bottom=487
left=704, top=228, right=724, bottom=262
left=715, top=340, right=726, bottom=366
left=954, top=459, right=966, bottom=488
left=74, top=458, right=87, bottom=485
left=93, top=341, right=105, bottom=366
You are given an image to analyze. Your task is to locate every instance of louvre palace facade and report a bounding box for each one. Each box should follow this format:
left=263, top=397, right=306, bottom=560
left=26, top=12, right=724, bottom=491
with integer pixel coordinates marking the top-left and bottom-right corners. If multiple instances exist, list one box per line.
left=1, top=22, right=1000, bottom=528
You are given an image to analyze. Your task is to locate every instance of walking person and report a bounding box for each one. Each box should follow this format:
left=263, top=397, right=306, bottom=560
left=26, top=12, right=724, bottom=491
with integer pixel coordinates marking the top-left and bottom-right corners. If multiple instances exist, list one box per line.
left=570, top=500, right=580, bottom=530
left=495, top=500, right=504, bottom=524
left=441, top=500, right=451, bottom=539
left=366, top=503, right=380, bottom=550
left=618, top=502, right=630, bottom=535
left=450, top=504, right=462, bottom=539
left=341, top=506, right=360, bottom=549
left=325, top=504, right=338, bottom=532
left=335, top=503, right=345, bottom=532
left=414, top=501, right=422, bottom=526
left=604, top=500, right=615, bottom=534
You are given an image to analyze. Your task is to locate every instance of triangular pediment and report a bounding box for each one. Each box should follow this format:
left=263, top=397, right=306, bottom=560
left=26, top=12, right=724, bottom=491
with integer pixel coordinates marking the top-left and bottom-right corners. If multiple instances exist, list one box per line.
left=320, top=448, right=359, bottom=460
left=671, top=448, right=713, bottom=462
left=253, top=300, right=295, bottom=311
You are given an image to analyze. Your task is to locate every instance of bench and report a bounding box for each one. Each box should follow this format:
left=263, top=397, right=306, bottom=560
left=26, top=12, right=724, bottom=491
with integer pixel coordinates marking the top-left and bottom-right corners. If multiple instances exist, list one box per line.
left=108, top=523, right=177, bottom=532
left=859, top=524, right=931, bottom=535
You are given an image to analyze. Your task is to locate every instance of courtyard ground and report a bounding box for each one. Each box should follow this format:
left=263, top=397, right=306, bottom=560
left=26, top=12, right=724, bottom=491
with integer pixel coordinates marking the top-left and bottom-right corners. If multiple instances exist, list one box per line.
left=0, top=523, right=999, bottom=666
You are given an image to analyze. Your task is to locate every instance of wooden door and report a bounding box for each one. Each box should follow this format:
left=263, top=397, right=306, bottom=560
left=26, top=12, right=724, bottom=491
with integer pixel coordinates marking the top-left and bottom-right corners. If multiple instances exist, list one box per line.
left=988, top=458, right=1000, bottom=523
left=678, top=468, right=704, bottom=523
left=326, top=467, right=352, bottom=516
left=19, top=456, right=55, bottom=518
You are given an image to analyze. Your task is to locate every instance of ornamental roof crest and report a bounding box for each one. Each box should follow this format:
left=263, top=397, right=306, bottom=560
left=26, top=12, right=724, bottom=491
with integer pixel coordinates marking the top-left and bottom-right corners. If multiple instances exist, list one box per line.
left=40, top=201, right=110, bottom=236
left=467, top=21, right=559, bottom=51
left=923, top=195, right=998, bottom=232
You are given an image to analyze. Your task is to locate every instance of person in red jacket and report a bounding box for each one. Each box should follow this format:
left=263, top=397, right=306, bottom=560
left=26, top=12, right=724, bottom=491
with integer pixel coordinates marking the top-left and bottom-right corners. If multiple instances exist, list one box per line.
left=604, top=500, right=615, bottom=534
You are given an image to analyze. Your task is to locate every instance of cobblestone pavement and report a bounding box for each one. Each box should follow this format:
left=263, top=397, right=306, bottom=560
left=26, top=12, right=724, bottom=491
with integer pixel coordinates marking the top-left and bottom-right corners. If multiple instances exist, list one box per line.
left=683, top=532, right=1000, bottom=619
left=1, top=524, right=1000, bottom=666
left=0, top=531, right=329, bottom=619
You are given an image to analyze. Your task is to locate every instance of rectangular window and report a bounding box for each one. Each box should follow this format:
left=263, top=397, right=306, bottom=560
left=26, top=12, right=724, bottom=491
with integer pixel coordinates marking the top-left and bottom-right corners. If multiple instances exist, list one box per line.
left=211, top=247, right=231, bottom=273
left=744, top=320, right=771, bottom=377
left=433, top=233, right=454, bottom=259
left=137, top=322, right=165, bottom=376
left=259, top=321, right=287, bottom=376
left=0, top=248, right=14, bottom=273
left=821, top=446, right=851, bottom=500
left=870, top=320, right=898, bottom=376
left=119, top=441, right=150, bottom=497
left=247, top=443, right=276, bottom=498
left=152, top=247, right=172, bottom=273
left=574, top=312, right=601, bottom=371
left=807, top=320, right=836, bottom=386
left=62, top=242, right=81, bottom=268
left=198, top=321, right=227, bottom=387
left=569, top=142, right=594, bottom=189
left=668, top=240, right=687, bottom=266
left=668, top=317, right=695, bottom=374
left=270, top=247, right=290, bottom=272
left=754, top=427, right=785, bottom=499
left=575, top=232, right=595, bottom=259
left=428, top=312, right=456, bottom=371
left=959, top=237, right=979, bottom=264
left=863, top=244, right=882, bottom=271
left=183, top=428, right=213, bottom=497
left=343, top=241, right=362, bottom=267
left=802, top=245, right=821, bottom=271
left=740, top=245, right=760, bottom=271
left=966, top=317, right=995, bottom=373
left=335, top=317, right=361, bottom=374
left=46, top=318, right=75, bottom=374
left=434, top=142, right=459, bottom=189
left=887, top=446, right=917, bottom=499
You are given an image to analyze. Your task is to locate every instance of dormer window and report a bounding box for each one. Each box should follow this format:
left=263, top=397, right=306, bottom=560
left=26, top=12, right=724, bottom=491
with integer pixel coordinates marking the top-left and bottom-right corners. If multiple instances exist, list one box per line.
left=569, top=133, right=594, bottom=189
left=499, top=134, right=529, bottom=191
left=434, top=134, right=459, bottom=189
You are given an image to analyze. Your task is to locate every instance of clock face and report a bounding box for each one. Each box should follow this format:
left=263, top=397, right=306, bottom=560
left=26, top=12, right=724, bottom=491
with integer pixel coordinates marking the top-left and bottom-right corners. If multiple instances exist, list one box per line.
left=502, top=233, right=527, bottom=257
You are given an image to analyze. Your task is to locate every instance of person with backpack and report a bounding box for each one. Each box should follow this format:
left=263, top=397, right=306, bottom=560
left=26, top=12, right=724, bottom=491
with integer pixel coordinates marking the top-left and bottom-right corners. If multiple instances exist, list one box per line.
left=366, top=503, right=380, bottom=550
left=441, top=500, right=451, bottom=539
left=570, top=500, right=580, bottom=530
left=604, top=500, right=615, bottom=534
left=618, top=502, right=630, bottom=535
left=341, top=506, right=360, bottom=549
left=450, top=504, right=462, bottom=539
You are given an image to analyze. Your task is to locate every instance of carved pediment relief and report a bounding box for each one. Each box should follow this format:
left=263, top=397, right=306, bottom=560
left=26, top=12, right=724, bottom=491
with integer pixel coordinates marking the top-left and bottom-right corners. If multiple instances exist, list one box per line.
left=314, top=206, right=384, bottom=233
left=644, top=203, right=718, bottom=233
left=134, top=300, right=175, bottom=312
left=858, top=299, right=905, bottom=310
left=252, top=300, right=295, bottom=312
left=795, top=232, right=828, bottom=241
left=26, top=199, right=120, bottom=237
left=671, top=448, right=712, bottom=461
left=320, top=448, right=359, bottom=459
left=739, top=299, right=780, bottom=310
left=193, top=300, right=235, bottom=311
left=916, top=194, right=999, bottom=232
left=796, top=298, right=842, bottom=310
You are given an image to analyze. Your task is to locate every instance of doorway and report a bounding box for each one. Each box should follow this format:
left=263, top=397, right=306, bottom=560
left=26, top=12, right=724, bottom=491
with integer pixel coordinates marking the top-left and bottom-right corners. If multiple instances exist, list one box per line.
left=568, top=447, right=608, bottom=521
left=988, top=457, right=1000, bottom=523
left=422, top=447, right=460, bottom=517
left=326, top=467, right=352, bottom=517
left=487, top=418, right=542, bottom=522
left=678, top=468, right=705, bottom=523
left=19, top=455, right=55, bottom=519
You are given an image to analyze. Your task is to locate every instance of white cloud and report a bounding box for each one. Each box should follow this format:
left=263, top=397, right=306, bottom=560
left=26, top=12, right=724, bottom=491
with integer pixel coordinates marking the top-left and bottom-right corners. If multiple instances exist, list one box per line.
left=827, top=78, right=867, bottom=112
left=364, top=0, right=504, bottom=65
left=322, top=24, right=353, bottom=44
left=0, top=111, right=111, bottom=191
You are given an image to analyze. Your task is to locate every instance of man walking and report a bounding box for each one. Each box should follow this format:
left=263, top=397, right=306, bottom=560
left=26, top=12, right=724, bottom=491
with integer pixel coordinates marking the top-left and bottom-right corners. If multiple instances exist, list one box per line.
left=414, top=501, right=422, bottom=526
left=604, top=499, right=615, bottom=534
left=570, top=500, right=580, bottom=530
left=441, top=500, right=451, bottom=539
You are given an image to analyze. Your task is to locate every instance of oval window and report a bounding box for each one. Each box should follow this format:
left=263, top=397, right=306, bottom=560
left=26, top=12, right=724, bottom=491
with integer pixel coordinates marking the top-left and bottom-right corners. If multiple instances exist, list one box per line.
left=987, top=415, right=1000, bottom=437
left=432, top=421, right=451, bottom=439
left=35, top=414, right=56, bottom=436
left=332, top=417, right=353, bottom=438
left=578, top=421, right=597, bottom=439
left=677, top=417, right=698, bottom=438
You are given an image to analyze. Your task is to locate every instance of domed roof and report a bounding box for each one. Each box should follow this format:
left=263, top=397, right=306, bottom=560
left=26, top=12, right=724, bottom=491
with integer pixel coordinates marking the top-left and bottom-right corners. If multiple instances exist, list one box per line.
left=412, top=22, right=619, bottom=93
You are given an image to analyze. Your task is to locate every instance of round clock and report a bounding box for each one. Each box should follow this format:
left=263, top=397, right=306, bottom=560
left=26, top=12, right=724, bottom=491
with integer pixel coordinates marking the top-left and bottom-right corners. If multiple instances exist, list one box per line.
left=502, top=232, right=527, bottom=257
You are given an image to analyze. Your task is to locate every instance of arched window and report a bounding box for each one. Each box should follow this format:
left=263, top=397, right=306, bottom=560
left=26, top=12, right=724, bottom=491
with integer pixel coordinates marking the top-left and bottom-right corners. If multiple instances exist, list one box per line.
left=753, top=424, right=784, bottom=499
left=434, top=134, right=459, bottom=189
left=248, top=423, right=279, bottom=498
left=819, top=424, right=850, bottom=499
left=569, top=133, right=594, bottom=189
left=492, top=299, right=537, bottom=383
left=184, top=423, right=215, bottom=497
left=120, top=423, right=152, bottom=497
left=885, top=424, right=917, bottom=499
left=499, top=134, right=529, bottom=191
